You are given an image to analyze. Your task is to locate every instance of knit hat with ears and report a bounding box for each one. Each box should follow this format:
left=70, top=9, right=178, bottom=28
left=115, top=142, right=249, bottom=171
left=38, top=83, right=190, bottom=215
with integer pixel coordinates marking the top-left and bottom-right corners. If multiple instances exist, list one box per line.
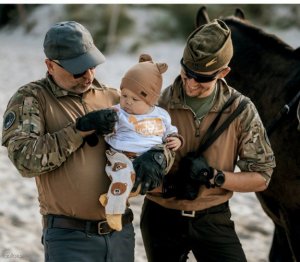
left=120, top=54, right=168, bottom=106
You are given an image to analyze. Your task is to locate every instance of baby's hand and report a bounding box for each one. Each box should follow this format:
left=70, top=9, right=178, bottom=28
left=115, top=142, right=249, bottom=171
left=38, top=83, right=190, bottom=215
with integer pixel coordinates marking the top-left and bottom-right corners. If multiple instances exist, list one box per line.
left=166, top=136, right=181, bottom=151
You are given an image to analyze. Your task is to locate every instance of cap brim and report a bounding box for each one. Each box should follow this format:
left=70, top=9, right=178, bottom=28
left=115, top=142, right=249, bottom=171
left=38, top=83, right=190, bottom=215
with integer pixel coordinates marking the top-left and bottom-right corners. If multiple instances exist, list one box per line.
left=59, top=45, right=105, bottom=74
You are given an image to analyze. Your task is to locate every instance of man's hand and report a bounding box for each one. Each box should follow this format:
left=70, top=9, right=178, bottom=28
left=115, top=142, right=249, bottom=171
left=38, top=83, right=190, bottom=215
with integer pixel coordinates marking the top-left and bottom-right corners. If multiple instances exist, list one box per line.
left=188, top=155, right=214, bottom=184
left=76, top=109, right=118, bottom=147
left=76, top=109, right=118, bottom=135
left=175, top=153, right=215, bottom=200
left=132, top=149, right=167, bottom=195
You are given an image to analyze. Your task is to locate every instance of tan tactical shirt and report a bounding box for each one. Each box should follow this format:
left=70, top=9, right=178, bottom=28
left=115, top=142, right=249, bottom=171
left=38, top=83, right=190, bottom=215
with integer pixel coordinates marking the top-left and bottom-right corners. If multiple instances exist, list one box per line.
left=2, top=74, right=120, bottom=220
left=147, top=76, right=276, bottom=211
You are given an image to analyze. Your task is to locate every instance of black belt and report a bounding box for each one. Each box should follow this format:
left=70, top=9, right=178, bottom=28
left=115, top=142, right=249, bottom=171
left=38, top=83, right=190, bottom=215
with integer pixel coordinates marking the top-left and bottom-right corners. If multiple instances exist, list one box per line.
left=43, top=209, right=133, bottom=235
left=181, top=202, right=229, bottom=218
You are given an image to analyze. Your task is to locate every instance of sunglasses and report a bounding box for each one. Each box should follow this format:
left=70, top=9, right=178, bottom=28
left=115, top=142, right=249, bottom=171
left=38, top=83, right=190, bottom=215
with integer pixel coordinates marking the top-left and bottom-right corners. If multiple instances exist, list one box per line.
left=180, top=58, right=222, bottom=83
left=51, top=60, right=94, bottom=79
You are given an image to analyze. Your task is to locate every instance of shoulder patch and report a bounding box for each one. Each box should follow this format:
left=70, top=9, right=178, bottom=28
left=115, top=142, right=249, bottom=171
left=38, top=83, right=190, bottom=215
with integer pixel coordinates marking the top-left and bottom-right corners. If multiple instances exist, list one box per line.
left=3, top=111, right=16, bottom=130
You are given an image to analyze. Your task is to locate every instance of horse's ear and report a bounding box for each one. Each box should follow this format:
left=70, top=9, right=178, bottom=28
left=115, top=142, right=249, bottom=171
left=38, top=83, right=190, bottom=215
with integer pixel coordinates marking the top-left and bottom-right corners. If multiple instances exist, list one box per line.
left=196, top=6, right=210, bottom=28
left=234, top=8, right=245, bottom=20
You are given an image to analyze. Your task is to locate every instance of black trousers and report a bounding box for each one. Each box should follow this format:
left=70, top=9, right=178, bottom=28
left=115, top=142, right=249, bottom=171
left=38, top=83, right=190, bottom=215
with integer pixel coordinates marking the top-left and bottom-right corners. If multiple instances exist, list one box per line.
left=140, top=198, right=247, bottom=262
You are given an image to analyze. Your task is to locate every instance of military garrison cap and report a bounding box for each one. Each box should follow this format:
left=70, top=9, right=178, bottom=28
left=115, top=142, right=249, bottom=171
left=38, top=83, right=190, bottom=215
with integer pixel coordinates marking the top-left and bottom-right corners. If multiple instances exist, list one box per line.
left=183, top=19, right=233, bottom=72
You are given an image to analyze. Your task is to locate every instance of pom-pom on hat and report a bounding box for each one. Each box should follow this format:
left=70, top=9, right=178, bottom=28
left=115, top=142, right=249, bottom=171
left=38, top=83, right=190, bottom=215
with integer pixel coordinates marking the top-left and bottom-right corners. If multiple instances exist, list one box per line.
left=120, top=54, right=168, bottom=106
left=183, top=19, right=233, bottom=72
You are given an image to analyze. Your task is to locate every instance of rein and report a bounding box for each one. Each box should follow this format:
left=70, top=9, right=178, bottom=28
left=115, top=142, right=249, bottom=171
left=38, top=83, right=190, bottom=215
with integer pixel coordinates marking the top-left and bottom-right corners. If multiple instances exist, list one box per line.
left=267, top=89, right=300, bottom=136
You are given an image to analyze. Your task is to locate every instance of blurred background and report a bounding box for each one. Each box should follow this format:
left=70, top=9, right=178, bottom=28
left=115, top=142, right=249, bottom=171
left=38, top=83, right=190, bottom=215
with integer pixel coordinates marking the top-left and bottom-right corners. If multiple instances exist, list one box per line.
left=2, top=4, right=300, bottom=53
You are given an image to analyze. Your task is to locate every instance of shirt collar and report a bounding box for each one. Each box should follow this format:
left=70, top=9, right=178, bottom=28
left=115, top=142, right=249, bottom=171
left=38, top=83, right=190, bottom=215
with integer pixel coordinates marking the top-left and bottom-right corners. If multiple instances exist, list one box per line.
left=170, top=76, right=232, bottom=112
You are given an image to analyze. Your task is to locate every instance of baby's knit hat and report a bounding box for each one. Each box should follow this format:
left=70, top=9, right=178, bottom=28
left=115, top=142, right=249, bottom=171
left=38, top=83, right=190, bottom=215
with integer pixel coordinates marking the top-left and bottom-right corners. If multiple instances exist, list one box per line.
left=120, top=54, right=168, bottom=106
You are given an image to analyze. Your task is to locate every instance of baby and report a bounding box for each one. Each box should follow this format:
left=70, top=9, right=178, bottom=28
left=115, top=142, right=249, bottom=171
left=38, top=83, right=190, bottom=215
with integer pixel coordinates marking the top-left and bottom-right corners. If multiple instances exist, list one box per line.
left=99, top=54, right=183, bottom=230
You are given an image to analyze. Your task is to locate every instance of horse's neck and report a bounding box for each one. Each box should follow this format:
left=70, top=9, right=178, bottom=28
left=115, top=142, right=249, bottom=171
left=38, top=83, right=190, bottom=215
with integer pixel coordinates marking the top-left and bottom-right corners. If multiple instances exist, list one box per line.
left=228, top=50, right=299, bottom=123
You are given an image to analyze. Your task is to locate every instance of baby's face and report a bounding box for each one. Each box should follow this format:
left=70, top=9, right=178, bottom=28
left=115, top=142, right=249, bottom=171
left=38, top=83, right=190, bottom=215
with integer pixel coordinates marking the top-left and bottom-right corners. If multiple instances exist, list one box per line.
left=120, top=88, right=151, bottom=115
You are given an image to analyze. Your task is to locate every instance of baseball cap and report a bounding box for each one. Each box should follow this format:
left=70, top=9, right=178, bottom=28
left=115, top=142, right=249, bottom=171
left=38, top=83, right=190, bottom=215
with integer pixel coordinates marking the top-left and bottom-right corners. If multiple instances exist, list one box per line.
left=43, top=21, right=105, bottom=74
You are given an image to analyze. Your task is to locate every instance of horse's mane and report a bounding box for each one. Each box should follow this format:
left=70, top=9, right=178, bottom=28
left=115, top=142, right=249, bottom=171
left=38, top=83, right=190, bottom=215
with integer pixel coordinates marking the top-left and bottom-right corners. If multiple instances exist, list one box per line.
left=223, top=16, right=297, bottom=56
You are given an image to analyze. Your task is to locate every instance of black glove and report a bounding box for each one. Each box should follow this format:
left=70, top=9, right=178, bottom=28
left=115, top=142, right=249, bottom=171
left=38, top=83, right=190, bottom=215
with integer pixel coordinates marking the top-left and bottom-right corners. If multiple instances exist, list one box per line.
left=76, top=109, right=118, bottom=147
left=172, top=153, right=215, bottom=200
left=187, top=154, right=214, bottom=185
left=132, top=149, right=167, bottom=195
left=76, top=109, right=118, bottom=135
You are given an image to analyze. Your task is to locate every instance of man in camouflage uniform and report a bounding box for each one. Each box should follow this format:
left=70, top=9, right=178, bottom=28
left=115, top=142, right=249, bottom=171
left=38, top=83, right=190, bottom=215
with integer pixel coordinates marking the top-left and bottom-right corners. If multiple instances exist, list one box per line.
left=140, top=19, right=276, bottom=262
left=1, top=21, right=169, bottom=262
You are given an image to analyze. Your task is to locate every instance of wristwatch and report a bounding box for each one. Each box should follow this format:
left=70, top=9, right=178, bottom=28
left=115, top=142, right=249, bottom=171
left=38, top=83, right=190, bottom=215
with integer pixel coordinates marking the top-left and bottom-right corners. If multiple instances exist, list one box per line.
left=214, top=170, right=225, bottom=187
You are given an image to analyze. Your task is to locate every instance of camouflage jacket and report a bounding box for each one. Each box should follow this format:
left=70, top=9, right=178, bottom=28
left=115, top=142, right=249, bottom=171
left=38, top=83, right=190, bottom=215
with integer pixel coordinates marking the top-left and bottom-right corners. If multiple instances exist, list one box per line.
left=1, top=74, right=120, bottom=220
left=147, top=76, right=276, bottom=211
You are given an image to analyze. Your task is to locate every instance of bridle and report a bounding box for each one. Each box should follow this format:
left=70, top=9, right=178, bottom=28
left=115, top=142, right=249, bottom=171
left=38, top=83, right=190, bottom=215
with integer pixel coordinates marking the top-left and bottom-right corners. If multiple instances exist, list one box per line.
left=267, top=89, right=300, bottom=136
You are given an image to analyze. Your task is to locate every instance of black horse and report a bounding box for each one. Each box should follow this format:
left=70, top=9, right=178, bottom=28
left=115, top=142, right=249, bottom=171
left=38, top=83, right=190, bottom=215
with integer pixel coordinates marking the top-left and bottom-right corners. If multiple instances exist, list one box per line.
left=196, top=7, right=300, bottom=262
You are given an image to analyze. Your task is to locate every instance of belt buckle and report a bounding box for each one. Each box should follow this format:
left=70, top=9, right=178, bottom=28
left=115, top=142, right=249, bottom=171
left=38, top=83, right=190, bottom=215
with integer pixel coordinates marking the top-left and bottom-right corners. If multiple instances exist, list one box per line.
left=181, top=210, right=196, bottom=217
left=98, top=221, right=111, bottom=235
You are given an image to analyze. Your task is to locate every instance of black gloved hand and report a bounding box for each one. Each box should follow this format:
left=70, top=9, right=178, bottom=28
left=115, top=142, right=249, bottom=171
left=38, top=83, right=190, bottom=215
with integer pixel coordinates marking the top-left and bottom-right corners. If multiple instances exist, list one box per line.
left=188, top=154, right=214, bottom=184
left=76, top=109, right=118, bottom=147
left=132, top=149, right=167, bottom=195
left=76, top=109, right=118, bottom=135
left=175, top=153, right=215, bottom=200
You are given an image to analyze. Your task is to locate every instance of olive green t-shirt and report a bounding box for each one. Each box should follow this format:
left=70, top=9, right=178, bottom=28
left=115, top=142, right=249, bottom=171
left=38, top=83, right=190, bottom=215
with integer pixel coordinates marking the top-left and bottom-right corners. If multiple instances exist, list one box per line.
left=185, top=85, right=218, bottom=119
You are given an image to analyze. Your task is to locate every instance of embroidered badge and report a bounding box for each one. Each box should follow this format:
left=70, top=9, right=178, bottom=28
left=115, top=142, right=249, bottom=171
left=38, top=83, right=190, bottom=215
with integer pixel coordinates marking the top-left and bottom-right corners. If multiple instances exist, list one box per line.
left=3, top=111, right=16, bottom=130
left=205, top=57, right=218, bottom=67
